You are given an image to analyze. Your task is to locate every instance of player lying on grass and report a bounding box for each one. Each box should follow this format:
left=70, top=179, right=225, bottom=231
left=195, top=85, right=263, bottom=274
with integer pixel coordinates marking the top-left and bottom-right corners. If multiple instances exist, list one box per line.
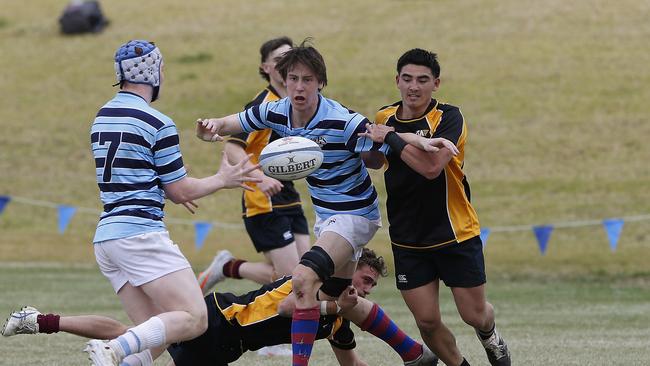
left=2, top=248, right=438, bottom=366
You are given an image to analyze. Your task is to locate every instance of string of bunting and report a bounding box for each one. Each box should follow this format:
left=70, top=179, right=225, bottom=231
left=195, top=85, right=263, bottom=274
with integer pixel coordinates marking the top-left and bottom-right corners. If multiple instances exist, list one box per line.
left=1, top=195, right=648, bottom=253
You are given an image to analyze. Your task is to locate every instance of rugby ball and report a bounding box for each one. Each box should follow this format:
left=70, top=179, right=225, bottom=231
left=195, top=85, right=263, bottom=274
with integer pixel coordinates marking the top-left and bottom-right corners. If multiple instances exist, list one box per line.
left=259, top=136, right=323, bottom=180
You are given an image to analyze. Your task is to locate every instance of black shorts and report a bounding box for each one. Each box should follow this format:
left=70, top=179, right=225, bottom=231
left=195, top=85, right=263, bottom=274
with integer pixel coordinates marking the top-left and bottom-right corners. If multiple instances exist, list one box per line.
left=392, top=235, right=486, bottom=290
left=167, top=296, right=242, bottom=366
left=244, top=210, right=309, bottom=253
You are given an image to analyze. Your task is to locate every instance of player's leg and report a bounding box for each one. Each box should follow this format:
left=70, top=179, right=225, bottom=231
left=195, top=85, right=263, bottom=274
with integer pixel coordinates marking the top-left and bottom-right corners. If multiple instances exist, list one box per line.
left=61, top=315, right=129, bottom=339
left=446, top=237, right=510, bottom=366
left=199, top=212, right=305, bottom=292
left=87, top=232, right=207, bottom=365
left=97, top=270, right=205, bottom=365
left=401, top=283, right=465, bottom=365
left=337, top=288, right=429, bottom=364
left=290, top=211, right=311, bottom=257
left=290, top=232, right=351, bottom=366
left=291, top=214, right=380, bottom=366
left=393, top=246, right=467, bottom=366
left=234, top=211, right=309, bottom=283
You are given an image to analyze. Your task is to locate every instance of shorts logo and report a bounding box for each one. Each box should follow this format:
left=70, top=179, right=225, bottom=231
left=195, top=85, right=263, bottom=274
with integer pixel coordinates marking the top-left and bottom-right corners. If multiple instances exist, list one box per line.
left=397, top=274, right=408, bottom=284
left=283, top=231, right=293, bottom=241
left=327, top=218, right=336, bottom=225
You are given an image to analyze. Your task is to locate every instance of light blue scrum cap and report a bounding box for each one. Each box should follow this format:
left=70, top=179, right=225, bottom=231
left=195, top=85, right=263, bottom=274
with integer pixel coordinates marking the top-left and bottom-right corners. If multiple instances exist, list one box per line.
left=114, top=40, right=163, bottom=100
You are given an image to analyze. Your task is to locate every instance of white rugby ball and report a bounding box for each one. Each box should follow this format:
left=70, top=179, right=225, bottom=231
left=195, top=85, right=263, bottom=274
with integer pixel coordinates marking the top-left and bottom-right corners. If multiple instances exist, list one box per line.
left=259, top=136, right=323, bottom=180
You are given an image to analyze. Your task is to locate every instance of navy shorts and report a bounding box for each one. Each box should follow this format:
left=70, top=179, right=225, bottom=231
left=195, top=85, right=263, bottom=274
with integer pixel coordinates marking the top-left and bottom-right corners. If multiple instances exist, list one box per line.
left=167, top=296, right=242, bottom=366
left=392, top=235, right=486, bottom=290
left=244, top=210, right=309, bottom=253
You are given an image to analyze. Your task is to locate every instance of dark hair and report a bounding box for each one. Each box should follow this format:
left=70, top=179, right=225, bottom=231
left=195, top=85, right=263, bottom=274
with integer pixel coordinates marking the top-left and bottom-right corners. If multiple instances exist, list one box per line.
left=397, top=48, right=440, bottom=78
left=358, top=248, right=388, bottom=277
left=258, top=36, right=293, bottom=82
left=275, top=38, right=327, bottom=88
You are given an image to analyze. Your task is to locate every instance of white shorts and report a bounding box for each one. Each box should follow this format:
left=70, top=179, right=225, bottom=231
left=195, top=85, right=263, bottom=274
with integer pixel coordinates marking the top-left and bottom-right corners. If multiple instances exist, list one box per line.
left=94, top=231, right=191, bottom=293
left=313, top=214, right=382, bottom=261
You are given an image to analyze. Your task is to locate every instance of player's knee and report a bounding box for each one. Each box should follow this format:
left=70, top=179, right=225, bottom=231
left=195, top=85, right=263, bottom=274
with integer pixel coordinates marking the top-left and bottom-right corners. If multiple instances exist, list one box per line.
left=291, top=263, right=320, bottom=293
left=458, top=302, right=493, bottom=328
left=415, top=315, right=443, bottom=334
left=297, top=246, right=335, bottom=283
left=320, top=277, right=352, bottom=298
left=186, top=303, right=208, bottom=336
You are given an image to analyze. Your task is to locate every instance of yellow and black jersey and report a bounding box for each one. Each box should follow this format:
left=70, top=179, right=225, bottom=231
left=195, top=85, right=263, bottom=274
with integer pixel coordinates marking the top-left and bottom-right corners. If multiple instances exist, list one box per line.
left=227, top=85, right=302, bottom=217
left=167, top=277, right=354, bottom=365
left=375, top=99, right=480, bottom=251
left=212, top=276, right=355, bottom=353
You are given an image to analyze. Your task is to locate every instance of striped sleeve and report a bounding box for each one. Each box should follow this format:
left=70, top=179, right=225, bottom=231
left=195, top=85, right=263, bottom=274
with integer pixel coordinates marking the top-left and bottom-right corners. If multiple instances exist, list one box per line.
left=345, top=116, right=390, bottom=155
left=238, top=102, right=271, bottom=133
left=153, top=124, right=186, bottom=184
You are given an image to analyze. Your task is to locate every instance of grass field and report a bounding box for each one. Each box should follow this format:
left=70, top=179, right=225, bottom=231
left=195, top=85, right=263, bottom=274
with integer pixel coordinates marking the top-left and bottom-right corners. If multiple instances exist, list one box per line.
left=1, top=266, right=649, bottom=365
left=1, top=0, right=649, bottom=364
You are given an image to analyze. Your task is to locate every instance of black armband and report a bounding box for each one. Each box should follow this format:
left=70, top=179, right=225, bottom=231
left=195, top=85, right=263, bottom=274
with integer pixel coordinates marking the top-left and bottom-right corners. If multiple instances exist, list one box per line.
left=385, top=131, right=407, bottom=155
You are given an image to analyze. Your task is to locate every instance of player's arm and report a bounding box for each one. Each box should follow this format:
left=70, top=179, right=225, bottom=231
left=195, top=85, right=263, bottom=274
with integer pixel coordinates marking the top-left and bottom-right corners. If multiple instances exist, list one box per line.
left=359, top=123, right=458, bottom=179
left=225, top=140, right=282, bottom=198
left=396, top=132, right=457, bottom=179
left=196, top=114, right=243, bottom=142
left=163, top=152, right=261, bottom=204
left=361, top=151, right=386, bottom=169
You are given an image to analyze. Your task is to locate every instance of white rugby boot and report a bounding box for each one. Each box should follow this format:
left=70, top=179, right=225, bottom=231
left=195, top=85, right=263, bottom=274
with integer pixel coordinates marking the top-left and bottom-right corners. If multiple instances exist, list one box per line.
left=2, top=306, right=40, bottom=336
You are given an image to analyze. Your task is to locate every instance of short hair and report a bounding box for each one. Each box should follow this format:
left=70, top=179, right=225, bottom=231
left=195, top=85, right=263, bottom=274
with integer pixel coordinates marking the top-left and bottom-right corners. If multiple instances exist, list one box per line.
left=358, top=248, right=388, bottom=277
left=275, top=38, right=327, bottom=88
left=258, top=36, right=293, bottom=82
left=397, top=48, right=440, bottom=78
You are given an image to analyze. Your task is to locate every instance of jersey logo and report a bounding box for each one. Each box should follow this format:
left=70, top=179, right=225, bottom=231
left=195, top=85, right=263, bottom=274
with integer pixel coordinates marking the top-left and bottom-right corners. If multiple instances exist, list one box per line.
left=397, top=274, right=408, bottom=284
left=414, top=129, right=431, bottom=137
left=313, top=136, right=327, bottom=147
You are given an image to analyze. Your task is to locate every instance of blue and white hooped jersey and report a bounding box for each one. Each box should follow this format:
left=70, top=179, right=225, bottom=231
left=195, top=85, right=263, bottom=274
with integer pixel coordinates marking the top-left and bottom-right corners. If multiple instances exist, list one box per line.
left=238, top=95, right=388, bottom=221
left=90, top=92, right=187, bottom=243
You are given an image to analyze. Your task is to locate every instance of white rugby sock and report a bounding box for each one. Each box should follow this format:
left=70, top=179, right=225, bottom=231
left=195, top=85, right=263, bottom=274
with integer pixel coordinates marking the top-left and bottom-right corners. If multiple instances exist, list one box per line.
left=109, top=317, right=166, bottom=357
left=119, top=349, right=153, bottom=366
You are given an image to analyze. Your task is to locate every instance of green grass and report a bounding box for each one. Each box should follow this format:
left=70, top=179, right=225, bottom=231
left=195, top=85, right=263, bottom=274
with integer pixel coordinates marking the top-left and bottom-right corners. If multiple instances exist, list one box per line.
left=0, top=1, right=649, bottom=364
left=0, top=266, right=649, bottom=365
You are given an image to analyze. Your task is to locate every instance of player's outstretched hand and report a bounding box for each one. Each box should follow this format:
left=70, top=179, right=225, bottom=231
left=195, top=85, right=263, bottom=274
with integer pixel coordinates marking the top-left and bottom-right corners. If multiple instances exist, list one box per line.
left=196, top=118, right=224, bottom=142
left=419, top=136, right=459, bottom=155
left=358, top=123, right=395, bottom=143
left=216, top=152, right=262, bottom=191
left=337, top=285, right=358, bottom=314
left=258, top=176, right=283, bottom=198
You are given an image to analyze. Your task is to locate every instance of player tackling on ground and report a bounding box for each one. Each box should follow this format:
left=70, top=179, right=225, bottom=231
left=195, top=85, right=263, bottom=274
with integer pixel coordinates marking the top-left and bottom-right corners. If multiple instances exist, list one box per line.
left=3, top=249, right=438, bottom=366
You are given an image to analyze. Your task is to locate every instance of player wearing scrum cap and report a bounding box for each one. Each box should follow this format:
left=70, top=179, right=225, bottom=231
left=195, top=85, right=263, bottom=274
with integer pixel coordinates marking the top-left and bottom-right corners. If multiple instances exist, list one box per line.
left=84, top=39, right=260, bottom=366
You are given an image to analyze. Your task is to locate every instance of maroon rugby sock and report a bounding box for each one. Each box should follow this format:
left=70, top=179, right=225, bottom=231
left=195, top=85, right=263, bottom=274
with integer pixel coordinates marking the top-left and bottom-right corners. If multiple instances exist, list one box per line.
left=37, top=314, right=60, bottom=334
left=223, top=259, right=246, bottom=279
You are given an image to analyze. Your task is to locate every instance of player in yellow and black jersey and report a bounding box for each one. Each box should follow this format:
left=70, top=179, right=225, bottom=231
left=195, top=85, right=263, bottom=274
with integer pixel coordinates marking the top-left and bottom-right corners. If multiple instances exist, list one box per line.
left=375, top=98, right=480, bottom=251
left=168, top=276, right=355, bottom=365
left=198, top=37, right=311, bottom=296
left=173, top=248, right=438, bottom=365
left=362, top=49, right=511, bottom=366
